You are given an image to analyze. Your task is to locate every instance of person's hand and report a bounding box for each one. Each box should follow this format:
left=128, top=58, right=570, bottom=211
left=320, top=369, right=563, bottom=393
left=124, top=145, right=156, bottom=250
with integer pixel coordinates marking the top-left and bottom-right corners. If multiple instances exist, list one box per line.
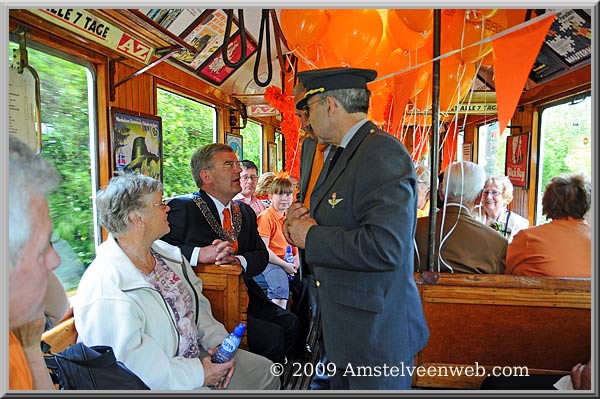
left=571, top=360, right=591, bottom=390
left=12, top=313, right=46, bottom=350
left=202, top=349, right=236, bottom=390
left=285, top=204, right=316, bottom=248
left=200, top=239, right=234, bottom=264
left=284, top=203, right=308, bottom=244
left=281, top=262, right=297, bottom=275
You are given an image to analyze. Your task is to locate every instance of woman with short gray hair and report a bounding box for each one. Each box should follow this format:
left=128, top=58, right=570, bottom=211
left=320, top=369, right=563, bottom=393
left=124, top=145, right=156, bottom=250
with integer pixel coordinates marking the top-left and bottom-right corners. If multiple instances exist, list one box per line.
left=74, top=173, right=279, bottom=391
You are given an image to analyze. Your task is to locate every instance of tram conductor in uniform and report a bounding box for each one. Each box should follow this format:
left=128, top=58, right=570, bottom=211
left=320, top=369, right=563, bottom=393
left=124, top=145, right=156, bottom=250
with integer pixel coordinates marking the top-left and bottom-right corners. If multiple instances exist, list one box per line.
left=285, top=67, right=429, bottom=390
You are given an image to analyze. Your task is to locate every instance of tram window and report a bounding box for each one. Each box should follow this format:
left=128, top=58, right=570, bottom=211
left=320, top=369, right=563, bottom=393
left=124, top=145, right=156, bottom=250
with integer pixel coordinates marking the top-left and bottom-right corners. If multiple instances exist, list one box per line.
left=536, top=95, right=591, bottom=225
left=240, top=120, right=263, bottom=171
left=274, top=131, right=284, bottom=172
left=477, top=121, right=509, bottom=176
left=9, top=41, right=98, bottom=296
left=157, top=87, right=216, bottom=197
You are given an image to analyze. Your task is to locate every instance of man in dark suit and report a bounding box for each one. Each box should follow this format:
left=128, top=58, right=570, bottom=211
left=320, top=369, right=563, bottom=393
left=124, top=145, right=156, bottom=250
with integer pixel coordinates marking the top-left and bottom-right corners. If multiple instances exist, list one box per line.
left=286, top=67, right=429, bottom=390
left=414, top=161, right=508, bottom=274
left=162, top=143, right=299, bottom=365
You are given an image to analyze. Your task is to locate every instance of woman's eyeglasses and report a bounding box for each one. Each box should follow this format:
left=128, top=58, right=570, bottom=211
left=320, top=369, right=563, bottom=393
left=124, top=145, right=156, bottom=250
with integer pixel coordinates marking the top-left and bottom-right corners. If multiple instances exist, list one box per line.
left=482, top=190, right=502, bottom=197
left=153, top=199, right=169, bottom=208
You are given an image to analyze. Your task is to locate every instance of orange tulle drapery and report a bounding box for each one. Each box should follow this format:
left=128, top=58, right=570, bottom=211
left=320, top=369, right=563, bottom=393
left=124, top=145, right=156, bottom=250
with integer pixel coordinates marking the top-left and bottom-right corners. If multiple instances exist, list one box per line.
left=264, top=86, right=301, bottom=180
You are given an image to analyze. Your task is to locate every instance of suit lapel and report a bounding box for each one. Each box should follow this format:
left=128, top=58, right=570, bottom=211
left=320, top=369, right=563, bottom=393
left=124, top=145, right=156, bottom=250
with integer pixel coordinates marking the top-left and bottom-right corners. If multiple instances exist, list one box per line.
left=311, top=121, right=375, bottom=215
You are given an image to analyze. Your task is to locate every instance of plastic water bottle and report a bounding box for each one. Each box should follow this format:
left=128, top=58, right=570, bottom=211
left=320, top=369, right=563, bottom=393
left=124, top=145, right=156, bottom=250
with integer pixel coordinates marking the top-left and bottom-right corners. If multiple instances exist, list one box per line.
left=211, top=323, right=246, bottom=363
left=285, top=245, right=295, bottom=281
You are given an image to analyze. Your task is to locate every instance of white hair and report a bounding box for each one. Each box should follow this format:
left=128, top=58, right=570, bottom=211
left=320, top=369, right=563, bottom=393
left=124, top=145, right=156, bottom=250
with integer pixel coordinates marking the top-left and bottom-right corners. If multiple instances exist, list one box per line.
left=443, top=161, right=486, bottom=204
left=9, top=136, right=59, bottom=268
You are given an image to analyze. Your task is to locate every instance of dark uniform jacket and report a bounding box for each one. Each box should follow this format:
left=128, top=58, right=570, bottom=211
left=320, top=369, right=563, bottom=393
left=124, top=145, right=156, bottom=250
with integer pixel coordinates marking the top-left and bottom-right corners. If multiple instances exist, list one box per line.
left=304, top=120, right=430, bottom=386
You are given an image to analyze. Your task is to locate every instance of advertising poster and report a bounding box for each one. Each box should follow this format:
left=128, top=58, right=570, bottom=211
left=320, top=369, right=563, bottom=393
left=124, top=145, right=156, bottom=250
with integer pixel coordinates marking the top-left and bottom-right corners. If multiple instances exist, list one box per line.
left=505, top=133, right=530, bottom=188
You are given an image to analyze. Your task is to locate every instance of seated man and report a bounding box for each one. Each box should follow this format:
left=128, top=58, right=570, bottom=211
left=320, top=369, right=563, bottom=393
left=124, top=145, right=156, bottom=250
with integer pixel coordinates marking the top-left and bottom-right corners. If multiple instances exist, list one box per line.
left=162, top=143, right=299, bottom=365
left=414, top=161, right=507, bottom=274
left=233, top=160, right=266, bottom=215
left=9, top=136, right=62, bottom=390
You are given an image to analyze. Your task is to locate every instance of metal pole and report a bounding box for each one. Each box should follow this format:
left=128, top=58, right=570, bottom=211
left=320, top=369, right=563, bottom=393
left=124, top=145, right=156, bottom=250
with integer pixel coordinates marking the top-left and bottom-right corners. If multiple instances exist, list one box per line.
left=423, top=9, right=441, bottom=283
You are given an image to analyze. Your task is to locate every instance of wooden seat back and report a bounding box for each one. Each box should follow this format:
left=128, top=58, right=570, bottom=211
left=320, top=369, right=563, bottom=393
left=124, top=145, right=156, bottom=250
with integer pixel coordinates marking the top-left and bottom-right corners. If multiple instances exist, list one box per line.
left=194, top=263, right=249, bottom=348
left=41, top=309, right=78, bottom=353
left=412, top=272, right=591, bottom=389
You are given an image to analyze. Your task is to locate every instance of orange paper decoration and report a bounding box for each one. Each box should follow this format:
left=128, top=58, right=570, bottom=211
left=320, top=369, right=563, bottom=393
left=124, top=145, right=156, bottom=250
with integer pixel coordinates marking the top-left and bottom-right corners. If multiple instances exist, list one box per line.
left=493, top=14, right=556, bottom=133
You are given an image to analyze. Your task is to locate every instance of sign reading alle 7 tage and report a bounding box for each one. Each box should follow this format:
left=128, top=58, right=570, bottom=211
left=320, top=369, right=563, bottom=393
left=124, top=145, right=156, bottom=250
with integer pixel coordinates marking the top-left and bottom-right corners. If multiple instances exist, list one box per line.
left=30, top=9, right=155, bottom=64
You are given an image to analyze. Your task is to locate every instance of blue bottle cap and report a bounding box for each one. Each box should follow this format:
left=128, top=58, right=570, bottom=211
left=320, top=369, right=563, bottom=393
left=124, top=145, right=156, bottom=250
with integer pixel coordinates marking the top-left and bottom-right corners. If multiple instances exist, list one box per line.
left=233, top=323, right=246, bottom=337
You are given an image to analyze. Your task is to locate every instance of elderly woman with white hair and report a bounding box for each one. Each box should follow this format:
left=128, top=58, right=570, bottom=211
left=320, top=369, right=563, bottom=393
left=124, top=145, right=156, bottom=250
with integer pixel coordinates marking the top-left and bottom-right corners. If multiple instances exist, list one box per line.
left=476, top=174, right=529, bottom=243
left=74, top=173, right=279, bottom=391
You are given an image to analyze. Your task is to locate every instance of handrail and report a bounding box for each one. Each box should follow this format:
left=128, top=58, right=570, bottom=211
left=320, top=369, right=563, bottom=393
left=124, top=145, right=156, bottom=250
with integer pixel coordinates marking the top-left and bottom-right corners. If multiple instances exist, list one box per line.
left=222, top=9, right=247, bottom=69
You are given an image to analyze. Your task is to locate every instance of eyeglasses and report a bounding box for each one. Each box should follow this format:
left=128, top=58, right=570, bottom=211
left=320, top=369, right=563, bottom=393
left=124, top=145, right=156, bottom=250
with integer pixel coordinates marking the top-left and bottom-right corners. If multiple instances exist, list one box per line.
left=240, top=175, right=259, bottom=181
left=209, top=161, right=242, bottom=169
left=303, top=97, right=323, bottom=116
left=482, top=190, right=502, bottom=197
left=153, top=199, right=169, bottom=208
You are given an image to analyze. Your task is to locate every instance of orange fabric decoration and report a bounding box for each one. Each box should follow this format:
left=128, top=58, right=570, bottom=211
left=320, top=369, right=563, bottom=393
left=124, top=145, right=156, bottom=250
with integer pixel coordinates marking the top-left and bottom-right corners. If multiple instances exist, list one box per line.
left=390, top=67, right=420, bottom=136
left=493, top=14, right=556, bottom=133
left=222, top=208, right=238, bottom=253
left=264, top=86, right=301, bottom=180
left=441, top=121, right=459, bottom=173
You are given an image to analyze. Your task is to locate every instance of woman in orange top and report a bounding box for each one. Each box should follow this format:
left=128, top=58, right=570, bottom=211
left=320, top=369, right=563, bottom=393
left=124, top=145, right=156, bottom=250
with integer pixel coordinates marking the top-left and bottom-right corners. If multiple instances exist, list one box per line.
left=506, top=173, right=591, bottom=277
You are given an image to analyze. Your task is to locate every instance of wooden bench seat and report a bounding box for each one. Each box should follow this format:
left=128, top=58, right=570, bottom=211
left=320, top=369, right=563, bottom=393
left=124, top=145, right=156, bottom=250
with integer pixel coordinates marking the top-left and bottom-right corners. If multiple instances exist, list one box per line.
left=194, top=263, right=249, bottom=349
left=412, top=272, right=591, bottom=389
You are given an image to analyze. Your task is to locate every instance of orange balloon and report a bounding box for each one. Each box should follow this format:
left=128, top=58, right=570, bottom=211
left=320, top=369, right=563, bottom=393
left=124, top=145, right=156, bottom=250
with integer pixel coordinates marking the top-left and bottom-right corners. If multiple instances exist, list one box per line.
left=296, top=42, right=339, bottom=69
left=357, top=33, right=395, bottom=70
left=394, top=9, right=434, bottom=33
left=465, top=9, right=498, bottom=20
left=410, top=77, right=433, bottom=111
left=280, top=9, right=330, bottom=49
left=413, top=66, right=431, bottom=96
left=387, top=9, right=430, bottom=51
left=447, top=10, right=492, bottom=64
left=327, top=9, right=383, bottom=65
left=439, top=58, right=477, bottom=111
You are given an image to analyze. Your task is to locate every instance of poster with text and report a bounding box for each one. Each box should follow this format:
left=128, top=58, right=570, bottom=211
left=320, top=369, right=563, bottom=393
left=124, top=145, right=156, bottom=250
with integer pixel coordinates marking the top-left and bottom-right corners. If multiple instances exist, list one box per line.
left=505, top=133, right=530, bottom=188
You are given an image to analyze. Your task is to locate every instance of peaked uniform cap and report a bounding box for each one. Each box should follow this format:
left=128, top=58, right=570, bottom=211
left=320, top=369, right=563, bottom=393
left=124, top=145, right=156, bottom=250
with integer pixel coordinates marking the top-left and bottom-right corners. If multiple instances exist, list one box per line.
left=296, top=67, right=377, bottom=110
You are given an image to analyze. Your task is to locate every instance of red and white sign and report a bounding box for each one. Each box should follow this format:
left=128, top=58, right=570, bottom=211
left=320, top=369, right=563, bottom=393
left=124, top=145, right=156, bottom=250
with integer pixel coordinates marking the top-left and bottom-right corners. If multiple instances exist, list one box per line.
left=31, top=9, right=155, bottom=64
left=248, top=104, right=277, bottom=117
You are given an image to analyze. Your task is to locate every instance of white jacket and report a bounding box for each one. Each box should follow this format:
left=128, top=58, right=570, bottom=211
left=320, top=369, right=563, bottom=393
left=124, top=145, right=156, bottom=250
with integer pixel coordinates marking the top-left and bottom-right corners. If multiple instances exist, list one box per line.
left=74, top=235, right=228, bottom=390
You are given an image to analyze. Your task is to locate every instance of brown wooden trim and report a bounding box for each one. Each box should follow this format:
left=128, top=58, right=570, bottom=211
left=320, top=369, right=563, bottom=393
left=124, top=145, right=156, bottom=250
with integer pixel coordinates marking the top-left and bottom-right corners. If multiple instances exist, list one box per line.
left=520, top=65, right=591, bottom=106
left=413, top=272, right=590, bottom=291
left=422, top=285, right=591, bottom=309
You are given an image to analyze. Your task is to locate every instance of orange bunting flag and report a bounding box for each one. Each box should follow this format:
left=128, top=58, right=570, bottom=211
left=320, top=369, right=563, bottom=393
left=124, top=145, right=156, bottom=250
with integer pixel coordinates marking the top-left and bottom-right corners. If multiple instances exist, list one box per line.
left=493, top=14, right=556, bottom=133
left=390, top=68, right=421, bottom=137
left=440, top=121, right=458, bottom=173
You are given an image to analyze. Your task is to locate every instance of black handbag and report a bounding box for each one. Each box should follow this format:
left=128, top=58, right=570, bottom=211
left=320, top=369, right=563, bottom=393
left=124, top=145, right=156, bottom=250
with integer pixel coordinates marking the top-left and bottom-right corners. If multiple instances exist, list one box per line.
left=43, top=342, right=150, bottom=390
